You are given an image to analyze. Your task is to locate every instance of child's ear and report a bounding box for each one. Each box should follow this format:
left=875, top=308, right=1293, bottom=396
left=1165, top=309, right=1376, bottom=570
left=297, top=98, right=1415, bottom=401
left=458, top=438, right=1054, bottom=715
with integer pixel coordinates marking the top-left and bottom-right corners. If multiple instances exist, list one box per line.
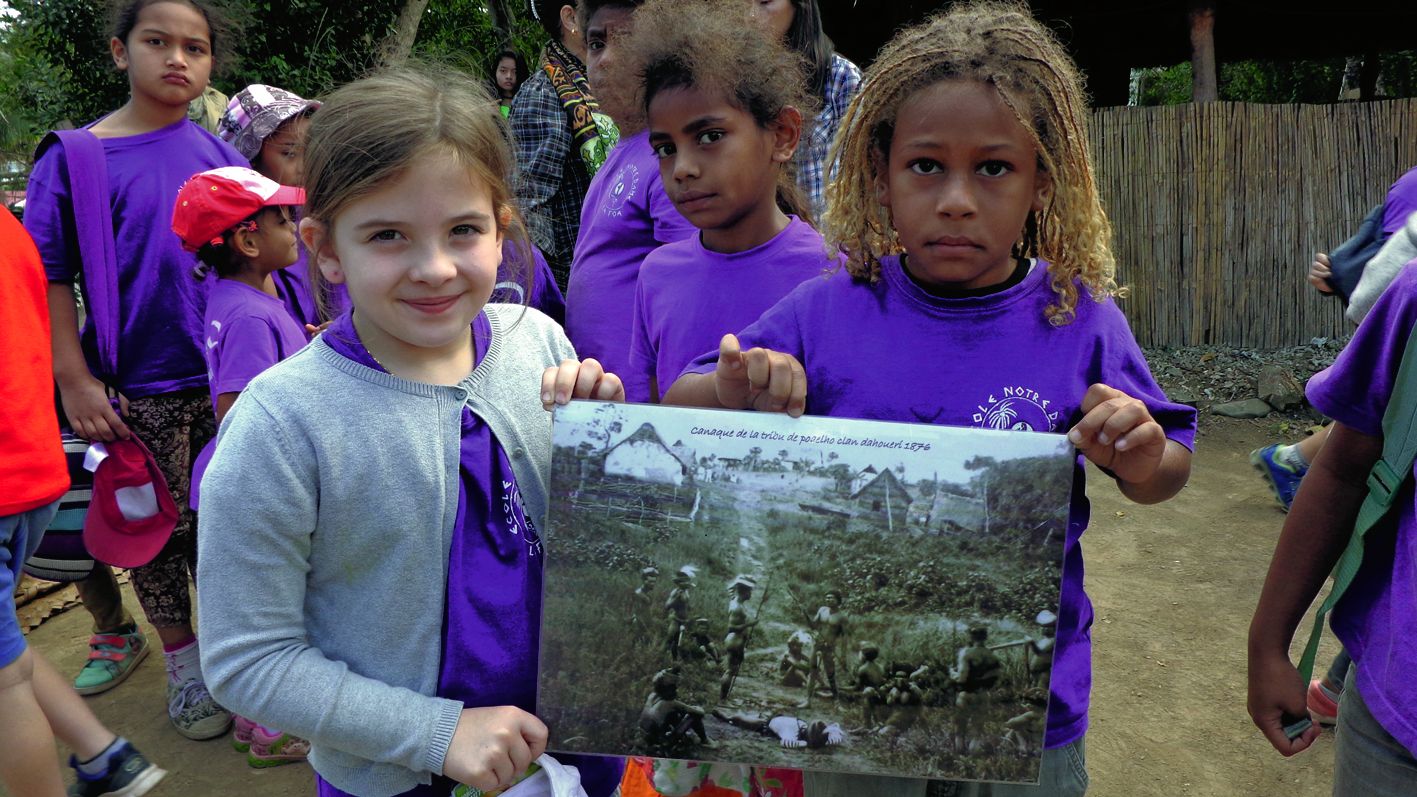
left=110, top=36, right=129, bottom=71
left=231, top=226, right=260, bottom=259
left=301, top=217, right=344, bottom=284
left=872, top=148, right=892, bottom=209
left=1032, top=167, right=1052, bottom=214
left=770, top=106, right=804, bottom=164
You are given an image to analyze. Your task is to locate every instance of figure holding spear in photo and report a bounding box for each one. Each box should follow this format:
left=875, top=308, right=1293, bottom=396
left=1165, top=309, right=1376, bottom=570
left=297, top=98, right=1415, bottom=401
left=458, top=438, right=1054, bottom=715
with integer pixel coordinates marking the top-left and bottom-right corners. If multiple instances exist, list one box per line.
left=719, top=574, right=767, bottom=701
left=663, top=566, right=695, bottom=661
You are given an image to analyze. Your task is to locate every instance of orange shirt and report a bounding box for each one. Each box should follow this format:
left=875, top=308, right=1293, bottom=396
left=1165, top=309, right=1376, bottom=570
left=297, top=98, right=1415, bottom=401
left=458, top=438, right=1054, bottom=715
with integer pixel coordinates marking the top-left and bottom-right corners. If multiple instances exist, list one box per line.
left=0, top=209, right=68, bottom=515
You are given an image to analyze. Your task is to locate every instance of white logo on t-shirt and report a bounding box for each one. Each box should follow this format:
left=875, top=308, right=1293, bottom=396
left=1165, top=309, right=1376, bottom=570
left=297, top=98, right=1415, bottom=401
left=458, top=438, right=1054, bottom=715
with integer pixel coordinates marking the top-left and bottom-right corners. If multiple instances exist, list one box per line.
left=603, top=163, right=640, bottom=218
left=972, top=386, right=1062, bottom=432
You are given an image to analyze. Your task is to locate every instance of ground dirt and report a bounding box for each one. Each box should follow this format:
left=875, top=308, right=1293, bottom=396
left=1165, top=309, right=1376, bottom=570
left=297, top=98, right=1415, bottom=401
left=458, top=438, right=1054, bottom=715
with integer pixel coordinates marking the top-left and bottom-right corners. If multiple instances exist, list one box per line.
left=9, top=416, right=1341, bottom=797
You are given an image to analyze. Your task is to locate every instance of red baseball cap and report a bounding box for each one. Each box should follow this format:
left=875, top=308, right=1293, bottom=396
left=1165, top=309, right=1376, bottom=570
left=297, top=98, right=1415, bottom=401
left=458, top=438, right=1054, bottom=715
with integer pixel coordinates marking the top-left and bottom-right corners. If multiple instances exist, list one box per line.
left=172, top=166, right=306, bottom=252
left=82, top=434, right=179, bottom=569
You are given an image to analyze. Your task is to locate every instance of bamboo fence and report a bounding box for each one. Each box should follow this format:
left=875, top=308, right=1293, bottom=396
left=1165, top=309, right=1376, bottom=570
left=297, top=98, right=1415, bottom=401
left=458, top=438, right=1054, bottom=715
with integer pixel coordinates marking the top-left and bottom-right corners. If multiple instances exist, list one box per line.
left=1091, top=99, right=1417, bottom=348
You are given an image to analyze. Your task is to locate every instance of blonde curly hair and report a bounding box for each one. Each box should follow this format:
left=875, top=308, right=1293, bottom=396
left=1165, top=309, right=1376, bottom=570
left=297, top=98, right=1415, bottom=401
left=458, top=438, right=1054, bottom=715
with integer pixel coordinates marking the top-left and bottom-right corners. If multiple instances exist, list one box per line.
left=822, top=0, right=1120, bottom=325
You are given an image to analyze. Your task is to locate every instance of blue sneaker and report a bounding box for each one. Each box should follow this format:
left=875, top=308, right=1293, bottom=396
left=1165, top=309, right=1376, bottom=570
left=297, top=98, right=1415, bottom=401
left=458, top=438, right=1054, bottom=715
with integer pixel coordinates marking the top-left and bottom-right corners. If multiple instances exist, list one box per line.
left=1250, top=444, right=1306, bottom=511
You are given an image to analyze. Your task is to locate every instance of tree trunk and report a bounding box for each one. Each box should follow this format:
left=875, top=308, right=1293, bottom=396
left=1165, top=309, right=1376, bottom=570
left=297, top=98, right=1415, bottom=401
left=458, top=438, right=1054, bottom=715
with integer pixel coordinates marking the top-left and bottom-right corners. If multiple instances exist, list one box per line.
left=1188, top=2, right=1218, bottom=103
left=378, top=0, right=432, bottom=67
left=487, top=0, right=517, bottom=40
left=1360, top=51, right=1381, bottom=100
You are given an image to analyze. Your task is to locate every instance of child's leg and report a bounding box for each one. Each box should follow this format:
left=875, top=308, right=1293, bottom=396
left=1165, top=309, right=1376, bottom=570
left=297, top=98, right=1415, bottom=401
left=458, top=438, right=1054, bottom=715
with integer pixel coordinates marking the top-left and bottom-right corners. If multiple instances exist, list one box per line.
left=123, top=391, right=229, bottom=739
left=123, top=390, right=214, bottom=645
left=1333, top=669, right=1417, bottom=796
left=72, top=564, right=148, bottom=695
left=1, top=503, right=68, bottom=795
left=0, top=649, right=67, bottom=796
left=74, top=564, right=134, bottom=633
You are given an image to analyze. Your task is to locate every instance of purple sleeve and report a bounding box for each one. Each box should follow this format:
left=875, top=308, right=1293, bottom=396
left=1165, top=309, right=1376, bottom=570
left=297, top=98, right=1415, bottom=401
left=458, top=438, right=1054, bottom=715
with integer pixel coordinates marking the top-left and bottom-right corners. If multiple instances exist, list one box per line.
left=1096, top=303, right=1198, bottom=451
left=681, top=287, right=807, bottom=380
left=646, top=170, right=695, bottom=245
left=1382, top=167, right=1417, bottom=239
left=212, top=317, right=284, bottom=397
left=22, top=145, right=80, bottom=282
left=1308, top=267, right=1417, bottom=436
left=625, top=277, right=655, bottom=403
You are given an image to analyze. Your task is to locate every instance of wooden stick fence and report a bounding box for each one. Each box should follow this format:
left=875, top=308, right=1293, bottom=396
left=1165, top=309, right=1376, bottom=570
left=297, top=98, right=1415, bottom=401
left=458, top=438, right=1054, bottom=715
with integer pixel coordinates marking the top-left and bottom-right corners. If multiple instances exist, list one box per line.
left=1090, top=99, right=1417, bottom=348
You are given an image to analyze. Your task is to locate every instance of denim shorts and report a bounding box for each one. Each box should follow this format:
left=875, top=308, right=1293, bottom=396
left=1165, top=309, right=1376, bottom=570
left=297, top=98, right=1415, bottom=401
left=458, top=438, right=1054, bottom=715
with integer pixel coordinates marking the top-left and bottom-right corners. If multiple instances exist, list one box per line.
left=1, top=500, right=61, bottom=668
left=1333, top=668, right=1417, bottom=796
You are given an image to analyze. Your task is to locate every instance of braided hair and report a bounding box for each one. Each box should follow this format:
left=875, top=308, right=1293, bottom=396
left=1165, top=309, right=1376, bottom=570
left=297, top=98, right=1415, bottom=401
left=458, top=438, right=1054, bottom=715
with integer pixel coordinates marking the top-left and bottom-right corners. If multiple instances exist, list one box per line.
left=823, top=1, right=1118, bottom=325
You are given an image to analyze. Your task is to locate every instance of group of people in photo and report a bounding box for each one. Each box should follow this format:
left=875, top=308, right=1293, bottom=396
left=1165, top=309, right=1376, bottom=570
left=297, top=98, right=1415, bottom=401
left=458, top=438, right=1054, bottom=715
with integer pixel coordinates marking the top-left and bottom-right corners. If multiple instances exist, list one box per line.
left=1, top=0, right=1414, bottom=796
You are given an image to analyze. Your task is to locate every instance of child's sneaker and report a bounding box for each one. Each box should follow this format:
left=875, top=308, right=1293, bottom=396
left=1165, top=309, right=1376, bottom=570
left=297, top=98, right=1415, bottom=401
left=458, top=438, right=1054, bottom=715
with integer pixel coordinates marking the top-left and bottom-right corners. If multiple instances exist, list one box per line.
left=1307, top=678, right=1342, bottom=726
left=74, top=624, right=150, bottom=696
left=1249, top=444, right=1306, bottom=511
left=247, top=725, right=310, bottom=768
left=67, top=740, right=167, bottom=797
left=232, top=715, right=258, bottom=753
left=166, top=678, right=234, bottom=740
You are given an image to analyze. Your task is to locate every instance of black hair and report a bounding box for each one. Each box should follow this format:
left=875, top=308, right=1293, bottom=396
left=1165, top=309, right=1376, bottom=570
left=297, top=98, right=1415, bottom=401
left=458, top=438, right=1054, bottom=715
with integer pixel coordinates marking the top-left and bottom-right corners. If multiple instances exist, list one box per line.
left=578, top=0, right=647, bottom=31
left=489, top=48, right=530, bottom=98
left=531, top=0, right=569, bottom=39
left=631, top=0, right=817, bottom=223
left=109, top=0, right=237, bottom=74
left=191, top=206, right=279, bottom=279
left=782, top=0, right=834, bottom=98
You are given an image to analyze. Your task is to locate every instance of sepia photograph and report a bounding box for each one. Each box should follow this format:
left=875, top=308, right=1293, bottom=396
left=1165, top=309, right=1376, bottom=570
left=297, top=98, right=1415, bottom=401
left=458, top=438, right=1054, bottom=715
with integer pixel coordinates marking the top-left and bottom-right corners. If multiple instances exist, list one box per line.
left=539, top=401, right=1074, bottom=783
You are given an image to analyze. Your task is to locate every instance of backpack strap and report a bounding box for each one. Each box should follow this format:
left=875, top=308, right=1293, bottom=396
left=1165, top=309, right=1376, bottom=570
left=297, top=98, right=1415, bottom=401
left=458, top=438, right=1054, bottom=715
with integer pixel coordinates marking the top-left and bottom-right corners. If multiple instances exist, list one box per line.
left=37, top=129, right=120, bottom=382
left=1297, top=320, right=1417, bottom=682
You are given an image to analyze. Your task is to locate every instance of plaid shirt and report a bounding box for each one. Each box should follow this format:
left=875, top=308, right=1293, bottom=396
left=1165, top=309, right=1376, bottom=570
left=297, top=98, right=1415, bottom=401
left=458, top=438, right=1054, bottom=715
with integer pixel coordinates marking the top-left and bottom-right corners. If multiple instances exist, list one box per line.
left=795, top=53, right=863, bottom=220
left=511, top=68, right=592, bottom=290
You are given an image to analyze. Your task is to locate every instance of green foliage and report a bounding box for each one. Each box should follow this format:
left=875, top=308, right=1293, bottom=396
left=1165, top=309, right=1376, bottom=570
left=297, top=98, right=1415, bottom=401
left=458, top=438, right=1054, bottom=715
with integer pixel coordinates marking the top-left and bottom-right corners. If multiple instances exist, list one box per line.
left=0, top=0, right=546, bottom=173
left=414, top=0, right=546, bottom=81
left=1219, top=58, right=1346, bottom=104
left=1133, top=51, right=1417, bottom=106
left=0, top=0, right=125, bottom=163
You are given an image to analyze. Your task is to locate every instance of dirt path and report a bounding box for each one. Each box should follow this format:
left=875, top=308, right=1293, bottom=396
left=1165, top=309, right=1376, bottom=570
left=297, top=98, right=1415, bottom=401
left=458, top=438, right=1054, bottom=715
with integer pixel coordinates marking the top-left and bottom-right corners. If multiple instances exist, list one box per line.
left=8, top=417, right=1340, bottom=796
left=1085, top=417, right=1339, bottom=796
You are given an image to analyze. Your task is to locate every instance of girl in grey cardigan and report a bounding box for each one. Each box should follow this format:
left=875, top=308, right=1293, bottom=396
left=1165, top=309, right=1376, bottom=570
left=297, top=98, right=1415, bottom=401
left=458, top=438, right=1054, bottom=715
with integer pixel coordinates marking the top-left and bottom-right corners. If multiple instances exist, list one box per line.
left=196, top=67, right=626, bottom=797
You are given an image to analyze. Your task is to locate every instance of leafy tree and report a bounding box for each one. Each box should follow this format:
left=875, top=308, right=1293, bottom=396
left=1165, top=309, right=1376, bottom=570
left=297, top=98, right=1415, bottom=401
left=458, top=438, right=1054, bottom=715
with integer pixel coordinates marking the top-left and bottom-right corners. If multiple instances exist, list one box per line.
left=0, top=0, right=545, bottom=175
left=1132, top=51, right=1417, bottom=106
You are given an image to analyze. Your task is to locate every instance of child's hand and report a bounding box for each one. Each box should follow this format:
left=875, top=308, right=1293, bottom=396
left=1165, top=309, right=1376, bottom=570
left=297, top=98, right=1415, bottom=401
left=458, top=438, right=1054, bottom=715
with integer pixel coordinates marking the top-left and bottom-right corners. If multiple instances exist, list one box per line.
left=57, top=372, right=130, bottom=442
left=1247, top=650, right=1321, bottom=756
left=712, top=334, right=806, bottom=417
left=1067, top=384, right=1167, bottom=485
left=1307, top=252, right=1334, bottom=294
left=443, top=706, right=548, bottom=792
left=541, top=358, right=626, bottom=409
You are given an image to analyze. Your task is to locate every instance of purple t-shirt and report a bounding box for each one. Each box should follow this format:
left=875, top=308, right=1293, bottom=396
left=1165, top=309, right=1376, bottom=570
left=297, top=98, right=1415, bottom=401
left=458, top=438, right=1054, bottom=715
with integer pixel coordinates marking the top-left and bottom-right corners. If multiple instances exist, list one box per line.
left=493, top=241, right=567, bottom=326
left=685, top=255, right=1197, bottom=748
left=564, top=130, right=695, bottom=378
left=24, top=117, right=246, bottom=398
left=1381, top=165, right=1417, bottom=239
left=315, top=311, right=621, bottom=797
left=627, top=217, right=839, bottom=403
left=1305, top=265, right=1417, bottom=757
left=189, top=278, right=309, bottom=510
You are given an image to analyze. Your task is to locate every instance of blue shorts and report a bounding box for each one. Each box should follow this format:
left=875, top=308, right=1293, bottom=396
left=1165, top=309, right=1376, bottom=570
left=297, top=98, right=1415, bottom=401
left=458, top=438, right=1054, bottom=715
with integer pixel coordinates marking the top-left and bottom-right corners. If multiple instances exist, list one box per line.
left=1, top=500, right=60, bottom=668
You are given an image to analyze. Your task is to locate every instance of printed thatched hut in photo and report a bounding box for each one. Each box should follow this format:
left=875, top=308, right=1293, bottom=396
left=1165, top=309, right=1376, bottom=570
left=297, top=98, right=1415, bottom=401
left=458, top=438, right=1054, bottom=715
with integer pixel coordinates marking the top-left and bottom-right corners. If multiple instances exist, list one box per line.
left=850, top=468, right=913, bottom=529
left=603, top=423, right=695, bottom=487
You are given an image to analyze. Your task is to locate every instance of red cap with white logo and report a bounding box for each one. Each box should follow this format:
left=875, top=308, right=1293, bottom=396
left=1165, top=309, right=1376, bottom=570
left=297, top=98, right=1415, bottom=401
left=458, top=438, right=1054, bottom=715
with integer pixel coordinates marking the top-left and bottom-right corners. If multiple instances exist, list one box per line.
left=171, top=166, right=305, bottom=252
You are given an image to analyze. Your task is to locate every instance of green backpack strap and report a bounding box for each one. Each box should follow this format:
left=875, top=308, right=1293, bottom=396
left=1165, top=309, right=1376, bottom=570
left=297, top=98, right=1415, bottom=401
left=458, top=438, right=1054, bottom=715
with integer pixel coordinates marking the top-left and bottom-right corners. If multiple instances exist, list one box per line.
left=1297, top=321, right=1417, bottom=683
